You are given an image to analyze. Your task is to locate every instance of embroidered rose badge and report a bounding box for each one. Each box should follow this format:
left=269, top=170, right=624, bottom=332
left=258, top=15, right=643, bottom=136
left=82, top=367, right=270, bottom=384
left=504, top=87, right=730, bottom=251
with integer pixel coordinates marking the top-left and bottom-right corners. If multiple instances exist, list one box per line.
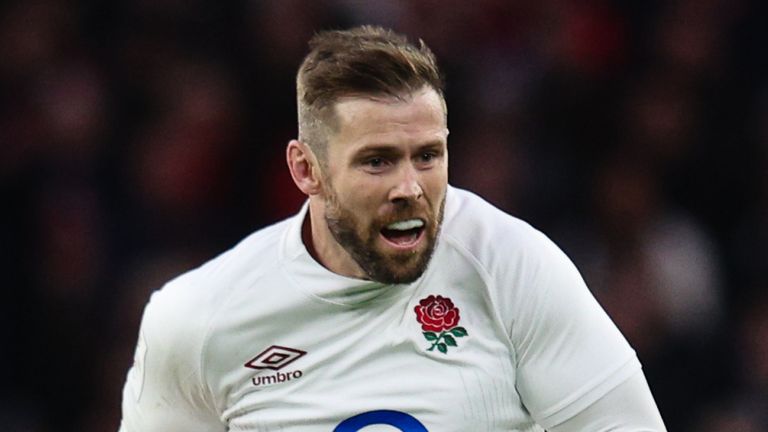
left=414, top=295, right=468, bottom=354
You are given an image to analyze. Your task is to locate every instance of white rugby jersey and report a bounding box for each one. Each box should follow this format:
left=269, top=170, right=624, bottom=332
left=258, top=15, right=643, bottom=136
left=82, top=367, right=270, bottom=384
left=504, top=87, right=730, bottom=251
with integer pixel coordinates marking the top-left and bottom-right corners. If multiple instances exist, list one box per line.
left=120, top=186, right=641, bottom=431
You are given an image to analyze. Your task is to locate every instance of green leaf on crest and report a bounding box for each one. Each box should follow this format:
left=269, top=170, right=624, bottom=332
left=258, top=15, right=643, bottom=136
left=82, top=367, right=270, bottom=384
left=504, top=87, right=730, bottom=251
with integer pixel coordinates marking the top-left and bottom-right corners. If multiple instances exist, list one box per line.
left=437, top=343, right=447, bottom=354
left=444, top=335, right=457, bottom=346
left=423, top=332, right=438, bottom=341
left=450, top=327, right=468, bottom=337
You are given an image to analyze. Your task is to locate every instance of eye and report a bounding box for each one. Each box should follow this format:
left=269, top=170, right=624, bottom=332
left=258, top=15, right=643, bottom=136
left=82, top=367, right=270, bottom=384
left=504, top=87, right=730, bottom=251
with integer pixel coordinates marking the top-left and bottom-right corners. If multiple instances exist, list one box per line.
left=416, top=151, right=440, bottom=167
left=360, top=156, right=391, bottom=173
left=367, top=157, right=385, bottom=168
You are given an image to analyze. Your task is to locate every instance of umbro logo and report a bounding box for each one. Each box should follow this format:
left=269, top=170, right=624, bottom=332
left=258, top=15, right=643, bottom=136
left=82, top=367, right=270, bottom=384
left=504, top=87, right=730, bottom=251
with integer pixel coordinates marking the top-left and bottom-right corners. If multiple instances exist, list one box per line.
left=245, top=345, right=306, bottom=387
left=244, top=345, right=306, bottom=370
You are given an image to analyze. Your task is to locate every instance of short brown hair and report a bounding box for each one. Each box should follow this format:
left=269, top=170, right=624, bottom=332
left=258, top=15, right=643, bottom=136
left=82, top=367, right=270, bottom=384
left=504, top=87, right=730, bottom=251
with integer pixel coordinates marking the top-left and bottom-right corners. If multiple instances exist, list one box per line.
left=297, top=25, right=445, bottom=161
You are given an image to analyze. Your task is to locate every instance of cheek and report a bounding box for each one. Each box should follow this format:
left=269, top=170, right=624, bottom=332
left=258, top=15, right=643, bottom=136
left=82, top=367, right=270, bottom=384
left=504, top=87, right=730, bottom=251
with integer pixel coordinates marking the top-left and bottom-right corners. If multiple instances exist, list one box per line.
left=347, top=190, right=381, bottom=218
left=333, top=180, right=383, bottom=227
left=340, top=179, right=389, bottom=216
left=424, top=168, right=448, bottom=196
left=332, top=176, right=379, bottom=206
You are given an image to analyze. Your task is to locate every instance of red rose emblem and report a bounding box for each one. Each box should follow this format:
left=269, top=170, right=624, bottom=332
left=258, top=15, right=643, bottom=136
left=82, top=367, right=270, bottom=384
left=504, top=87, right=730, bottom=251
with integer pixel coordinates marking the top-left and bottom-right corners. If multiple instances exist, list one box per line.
left=414, top=295, right=468, bottom=354
left=414, top=295, right=461, bottom=332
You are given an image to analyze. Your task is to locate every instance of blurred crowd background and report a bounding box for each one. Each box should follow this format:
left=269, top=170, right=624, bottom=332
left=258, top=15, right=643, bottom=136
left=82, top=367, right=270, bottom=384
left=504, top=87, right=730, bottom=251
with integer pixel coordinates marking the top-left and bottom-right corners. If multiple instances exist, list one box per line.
left=1, top=0, right=767, bottom=430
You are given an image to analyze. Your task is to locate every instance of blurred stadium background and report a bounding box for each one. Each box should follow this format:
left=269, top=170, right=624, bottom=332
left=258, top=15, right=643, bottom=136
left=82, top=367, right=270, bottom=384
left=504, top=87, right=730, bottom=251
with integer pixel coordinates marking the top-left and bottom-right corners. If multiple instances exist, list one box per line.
left=1, top=0, right=767, bottom=430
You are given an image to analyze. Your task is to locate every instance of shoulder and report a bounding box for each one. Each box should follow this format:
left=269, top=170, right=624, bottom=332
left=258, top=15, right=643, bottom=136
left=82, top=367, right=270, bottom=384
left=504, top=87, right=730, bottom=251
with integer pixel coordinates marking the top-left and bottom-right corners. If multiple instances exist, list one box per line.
left=440, top=186, right=584, bottom=327
left=142, top=216, right=295, bottom=348
left=442, top=186, right=566, bottom=280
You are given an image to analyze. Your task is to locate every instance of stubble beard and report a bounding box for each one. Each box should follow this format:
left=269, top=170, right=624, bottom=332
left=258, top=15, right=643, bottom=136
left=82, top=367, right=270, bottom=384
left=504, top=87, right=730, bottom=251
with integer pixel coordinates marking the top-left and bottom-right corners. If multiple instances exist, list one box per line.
left=323, top=185, right=445, bottom=285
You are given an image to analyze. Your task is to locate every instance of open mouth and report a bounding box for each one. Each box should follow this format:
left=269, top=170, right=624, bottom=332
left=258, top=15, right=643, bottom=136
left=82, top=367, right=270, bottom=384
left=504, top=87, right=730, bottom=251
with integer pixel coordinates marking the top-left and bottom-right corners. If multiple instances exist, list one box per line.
left=380, top=218, right=426, bottom=248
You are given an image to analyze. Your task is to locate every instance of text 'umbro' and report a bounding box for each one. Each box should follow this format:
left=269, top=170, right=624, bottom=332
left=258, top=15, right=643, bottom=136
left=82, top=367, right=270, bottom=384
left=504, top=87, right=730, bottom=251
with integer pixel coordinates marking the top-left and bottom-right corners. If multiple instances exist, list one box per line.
left=251, top=370, right=303, bottom=387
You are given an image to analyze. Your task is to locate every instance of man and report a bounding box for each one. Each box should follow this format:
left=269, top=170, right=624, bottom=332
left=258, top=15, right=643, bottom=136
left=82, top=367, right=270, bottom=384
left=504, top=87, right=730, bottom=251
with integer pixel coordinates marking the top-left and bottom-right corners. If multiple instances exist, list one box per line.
left=120, top=26, right=666, bottom=431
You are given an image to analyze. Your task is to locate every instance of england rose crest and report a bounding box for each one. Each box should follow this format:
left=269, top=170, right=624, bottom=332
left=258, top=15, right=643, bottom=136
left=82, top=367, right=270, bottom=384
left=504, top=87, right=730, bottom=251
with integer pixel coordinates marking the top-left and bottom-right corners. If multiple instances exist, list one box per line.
left=414, top=295, right=468, bottom=354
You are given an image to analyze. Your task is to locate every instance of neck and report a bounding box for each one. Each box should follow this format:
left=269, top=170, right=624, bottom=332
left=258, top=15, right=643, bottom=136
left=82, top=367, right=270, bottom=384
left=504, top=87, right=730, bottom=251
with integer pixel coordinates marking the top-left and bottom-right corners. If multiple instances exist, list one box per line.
left=303, top=198, right=367, bottom=279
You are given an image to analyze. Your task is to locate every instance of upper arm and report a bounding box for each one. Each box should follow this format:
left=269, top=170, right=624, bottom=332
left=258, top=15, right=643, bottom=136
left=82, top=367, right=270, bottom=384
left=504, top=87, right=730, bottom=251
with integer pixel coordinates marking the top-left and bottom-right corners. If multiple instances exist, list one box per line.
left=508, top=232, right=642, bottom=428
left=120, top=290, right=225, bottom=432
left=548, top=369, right=667, bottom=431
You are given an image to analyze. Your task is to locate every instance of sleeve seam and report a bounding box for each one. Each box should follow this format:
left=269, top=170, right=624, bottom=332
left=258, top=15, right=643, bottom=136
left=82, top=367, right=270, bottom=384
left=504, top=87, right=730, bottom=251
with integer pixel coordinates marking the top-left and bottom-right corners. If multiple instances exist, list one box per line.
left=198, top=272, right=267, bottom=421
left=442, top=233, right=517, bottom=358
left=536, top=354, right=642, bottom=428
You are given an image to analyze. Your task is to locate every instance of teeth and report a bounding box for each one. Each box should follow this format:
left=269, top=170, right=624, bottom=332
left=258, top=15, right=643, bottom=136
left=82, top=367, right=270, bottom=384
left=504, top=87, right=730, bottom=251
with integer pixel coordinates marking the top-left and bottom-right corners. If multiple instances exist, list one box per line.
left=386, top=219, right=424, bottom=231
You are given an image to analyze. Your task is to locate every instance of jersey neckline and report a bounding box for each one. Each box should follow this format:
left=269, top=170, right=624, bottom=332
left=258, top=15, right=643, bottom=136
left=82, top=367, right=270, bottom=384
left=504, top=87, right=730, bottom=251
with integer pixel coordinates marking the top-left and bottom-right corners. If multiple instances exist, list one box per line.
left=278, top=200, right=416, bottom=306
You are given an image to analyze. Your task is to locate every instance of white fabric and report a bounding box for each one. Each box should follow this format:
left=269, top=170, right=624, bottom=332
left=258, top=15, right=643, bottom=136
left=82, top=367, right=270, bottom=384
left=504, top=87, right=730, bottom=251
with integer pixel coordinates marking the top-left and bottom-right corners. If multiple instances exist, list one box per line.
left=120, top=186, right=661, bottom=431
left=549, top=370, right=666, bottom=431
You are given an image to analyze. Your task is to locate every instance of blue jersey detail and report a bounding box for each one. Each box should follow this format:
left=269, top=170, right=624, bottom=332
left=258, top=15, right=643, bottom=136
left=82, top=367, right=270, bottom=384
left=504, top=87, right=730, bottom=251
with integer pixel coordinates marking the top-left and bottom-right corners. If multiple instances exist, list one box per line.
left=334, top=410, right=428, bottom=431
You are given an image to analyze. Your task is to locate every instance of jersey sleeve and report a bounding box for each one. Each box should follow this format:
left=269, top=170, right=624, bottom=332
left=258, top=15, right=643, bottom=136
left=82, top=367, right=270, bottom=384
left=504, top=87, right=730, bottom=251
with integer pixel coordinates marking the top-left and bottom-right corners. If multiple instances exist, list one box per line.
left=119, top=288, right=225, bottom=432
left=548, top=369, right=667, bottom=431
left=508, top=231, right=642, bottom=429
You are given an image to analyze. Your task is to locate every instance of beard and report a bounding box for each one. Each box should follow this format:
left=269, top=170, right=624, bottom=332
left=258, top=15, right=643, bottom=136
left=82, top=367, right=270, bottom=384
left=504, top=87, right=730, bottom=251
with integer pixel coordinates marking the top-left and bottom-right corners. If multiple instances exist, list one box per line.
left=323, top=185, right=445, bottom=285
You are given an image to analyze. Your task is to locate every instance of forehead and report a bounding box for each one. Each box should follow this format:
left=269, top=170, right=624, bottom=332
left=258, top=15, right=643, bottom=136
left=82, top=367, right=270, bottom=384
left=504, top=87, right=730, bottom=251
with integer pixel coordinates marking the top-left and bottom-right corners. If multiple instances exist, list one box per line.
left=329, top=87, right=448, bottom=152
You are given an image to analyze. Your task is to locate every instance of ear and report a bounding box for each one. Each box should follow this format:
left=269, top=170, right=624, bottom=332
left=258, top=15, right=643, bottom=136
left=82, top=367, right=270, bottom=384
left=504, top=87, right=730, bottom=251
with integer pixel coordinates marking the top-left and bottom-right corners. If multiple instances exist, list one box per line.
left=286, top=139, right=323, bottom=196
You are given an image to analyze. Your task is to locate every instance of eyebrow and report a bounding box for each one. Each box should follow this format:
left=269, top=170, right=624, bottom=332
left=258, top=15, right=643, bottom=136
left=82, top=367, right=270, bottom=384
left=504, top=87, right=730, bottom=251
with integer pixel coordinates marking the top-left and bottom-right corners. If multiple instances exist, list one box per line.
left=353, top=140, right=446, bottom=157
left=353, top=145, right=402, bottom=159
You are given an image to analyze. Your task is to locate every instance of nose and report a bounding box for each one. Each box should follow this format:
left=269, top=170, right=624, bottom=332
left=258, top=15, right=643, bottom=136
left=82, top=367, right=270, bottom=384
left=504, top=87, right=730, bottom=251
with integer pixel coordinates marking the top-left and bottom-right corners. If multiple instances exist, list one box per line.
left=389, top=164, right=424, bottom=204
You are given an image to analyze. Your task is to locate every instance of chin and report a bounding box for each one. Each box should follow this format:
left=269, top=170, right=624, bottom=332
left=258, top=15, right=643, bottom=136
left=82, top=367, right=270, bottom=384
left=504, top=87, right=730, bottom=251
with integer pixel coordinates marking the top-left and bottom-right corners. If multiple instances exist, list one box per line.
left=367, top=249, right=432, bottom=284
